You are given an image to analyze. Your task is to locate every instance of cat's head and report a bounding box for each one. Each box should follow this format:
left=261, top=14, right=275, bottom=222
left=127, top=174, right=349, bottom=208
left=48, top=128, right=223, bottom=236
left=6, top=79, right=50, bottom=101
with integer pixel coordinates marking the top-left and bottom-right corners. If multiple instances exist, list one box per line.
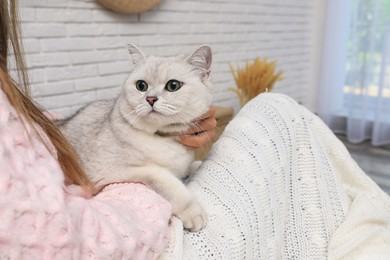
left=121, top=44, right=213, bottom=133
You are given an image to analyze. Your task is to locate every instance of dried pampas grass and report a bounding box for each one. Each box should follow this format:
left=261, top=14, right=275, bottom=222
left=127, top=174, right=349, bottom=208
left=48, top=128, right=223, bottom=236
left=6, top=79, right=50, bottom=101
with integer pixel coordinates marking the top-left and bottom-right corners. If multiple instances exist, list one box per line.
left=229, top=57, right=283, bottom=106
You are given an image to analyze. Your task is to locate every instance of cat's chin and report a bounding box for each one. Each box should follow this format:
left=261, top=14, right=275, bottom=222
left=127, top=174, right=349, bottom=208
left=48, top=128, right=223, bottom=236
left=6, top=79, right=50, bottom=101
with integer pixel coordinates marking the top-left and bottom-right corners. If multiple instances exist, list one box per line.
left=157, top=123, right=190, bottom=134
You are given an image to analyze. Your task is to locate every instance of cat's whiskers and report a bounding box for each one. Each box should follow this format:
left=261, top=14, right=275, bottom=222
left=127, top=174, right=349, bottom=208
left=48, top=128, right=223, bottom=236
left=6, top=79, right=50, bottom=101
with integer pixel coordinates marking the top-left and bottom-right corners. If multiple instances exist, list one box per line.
left=135, top=104, right=149, bottom=116
left=108, top=105, right=148, bottom=129
left=169, top=114, right=192, bottom=130
left=177, top=110, right=216, bottom=152
left=157, top=102, right=178, bottom=116
left=178, top=111, right=222, bottom=142
left=169, top=115, right=212, bottom=157
left=109, top=109, right=138, bottom=127
left=169, top=113, right=214, bottom=145
left=169, top=110, right=194, bottom=123
left=131, top=108, right=147, bottom=129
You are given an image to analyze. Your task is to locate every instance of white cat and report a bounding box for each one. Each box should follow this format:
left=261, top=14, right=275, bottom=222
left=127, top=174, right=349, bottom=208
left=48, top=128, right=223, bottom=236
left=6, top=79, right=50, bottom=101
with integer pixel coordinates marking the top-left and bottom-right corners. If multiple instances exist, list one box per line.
left=59, top=44, right=213, bottom=231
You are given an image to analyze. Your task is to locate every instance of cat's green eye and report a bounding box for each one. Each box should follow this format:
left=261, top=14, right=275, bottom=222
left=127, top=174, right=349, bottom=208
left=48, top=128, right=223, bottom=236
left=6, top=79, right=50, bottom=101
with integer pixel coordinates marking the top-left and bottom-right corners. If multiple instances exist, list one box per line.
left=165, top=80, right=183, bottom=92
left=136, top=80, right=148, bottom=92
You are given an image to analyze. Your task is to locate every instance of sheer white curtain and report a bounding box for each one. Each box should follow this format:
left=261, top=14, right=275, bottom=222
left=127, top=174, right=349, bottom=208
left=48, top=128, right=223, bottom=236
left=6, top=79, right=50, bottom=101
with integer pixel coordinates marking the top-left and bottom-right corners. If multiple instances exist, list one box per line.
left=319, top=0, right=390, bottom=146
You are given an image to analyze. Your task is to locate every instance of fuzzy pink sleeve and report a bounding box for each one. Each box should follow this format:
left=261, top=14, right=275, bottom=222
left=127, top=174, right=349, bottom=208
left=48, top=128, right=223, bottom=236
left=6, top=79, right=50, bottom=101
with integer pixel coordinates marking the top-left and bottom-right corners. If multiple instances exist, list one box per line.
left=0, top=89, right=171, bottom=259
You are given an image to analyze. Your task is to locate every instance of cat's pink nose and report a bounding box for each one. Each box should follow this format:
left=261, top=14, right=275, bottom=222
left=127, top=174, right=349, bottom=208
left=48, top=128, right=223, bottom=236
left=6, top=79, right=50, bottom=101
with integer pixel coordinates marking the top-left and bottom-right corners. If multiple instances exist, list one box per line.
left=146, top=96, right=158, bottom=106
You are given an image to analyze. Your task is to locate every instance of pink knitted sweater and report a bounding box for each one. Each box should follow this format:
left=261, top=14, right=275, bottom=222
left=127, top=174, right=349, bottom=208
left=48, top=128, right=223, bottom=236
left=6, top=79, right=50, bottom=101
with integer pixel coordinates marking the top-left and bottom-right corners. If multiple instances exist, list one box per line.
left=0, top=88, right=172, bottom=259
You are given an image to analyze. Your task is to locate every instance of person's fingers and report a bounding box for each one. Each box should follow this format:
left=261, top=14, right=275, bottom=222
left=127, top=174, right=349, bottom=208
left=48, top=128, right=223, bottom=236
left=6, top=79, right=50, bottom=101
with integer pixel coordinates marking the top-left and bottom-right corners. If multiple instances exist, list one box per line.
left=186, top=115, right=217, bottom=135
left=166, top=106, right=217, bottom=136
left=179, top=129, right=216, bottom=150
left=184, top=106, right=217, bottom=135
left=178, top=106, right=217, bottom=150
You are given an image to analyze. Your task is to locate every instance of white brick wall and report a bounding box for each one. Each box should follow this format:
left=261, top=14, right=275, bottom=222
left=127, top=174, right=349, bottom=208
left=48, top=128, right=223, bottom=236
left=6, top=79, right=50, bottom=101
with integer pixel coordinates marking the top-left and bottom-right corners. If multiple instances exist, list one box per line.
left=20, top=0, right=315, bottom=116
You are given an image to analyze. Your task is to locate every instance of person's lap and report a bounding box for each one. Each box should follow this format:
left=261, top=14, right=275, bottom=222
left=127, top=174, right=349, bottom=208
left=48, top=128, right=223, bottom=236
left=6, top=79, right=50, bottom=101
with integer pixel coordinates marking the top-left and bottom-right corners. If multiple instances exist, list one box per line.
left=161, top=93, right=390, bottom=259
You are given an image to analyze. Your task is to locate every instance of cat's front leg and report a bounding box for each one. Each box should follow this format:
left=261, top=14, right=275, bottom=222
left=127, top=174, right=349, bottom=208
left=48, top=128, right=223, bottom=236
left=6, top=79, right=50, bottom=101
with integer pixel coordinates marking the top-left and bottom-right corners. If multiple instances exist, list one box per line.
left=96, top=165, right=207, bottom=231
left=175, top=196, right=206, bottom=232
left=132, top=166, right=207, bottom=231
left=188, top=160, right=202, bottom=175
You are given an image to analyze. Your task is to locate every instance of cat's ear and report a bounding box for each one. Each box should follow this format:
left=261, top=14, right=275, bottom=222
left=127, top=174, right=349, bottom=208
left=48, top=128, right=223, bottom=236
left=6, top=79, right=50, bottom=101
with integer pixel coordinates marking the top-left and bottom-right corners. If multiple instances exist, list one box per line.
left=128, top=43, right=146, bottom=67
left=187, top=45, right=212, bottom=78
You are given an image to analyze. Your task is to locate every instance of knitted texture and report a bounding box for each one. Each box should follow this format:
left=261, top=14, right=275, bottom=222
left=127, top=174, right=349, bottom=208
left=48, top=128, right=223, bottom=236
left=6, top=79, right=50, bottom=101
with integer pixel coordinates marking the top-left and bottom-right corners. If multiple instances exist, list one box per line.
left=160, top=93, right=390, bottom=259
left=0, top=88, right=171, bottom=259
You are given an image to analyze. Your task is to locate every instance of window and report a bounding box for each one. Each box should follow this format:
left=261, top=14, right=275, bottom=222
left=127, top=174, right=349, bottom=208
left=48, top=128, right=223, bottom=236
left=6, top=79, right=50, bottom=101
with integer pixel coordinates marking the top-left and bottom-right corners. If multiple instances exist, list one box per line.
left=319, top=0, right=390, bottom=145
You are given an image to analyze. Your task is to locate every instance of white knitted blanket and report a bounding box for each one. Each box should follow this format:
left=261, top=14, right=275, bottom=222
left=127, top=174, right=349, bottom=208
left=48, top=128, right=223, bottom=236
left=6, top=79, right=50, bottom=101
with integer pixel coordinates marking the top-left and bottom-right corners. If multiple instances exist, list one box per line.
left=160, top=93, right=390, bottom=260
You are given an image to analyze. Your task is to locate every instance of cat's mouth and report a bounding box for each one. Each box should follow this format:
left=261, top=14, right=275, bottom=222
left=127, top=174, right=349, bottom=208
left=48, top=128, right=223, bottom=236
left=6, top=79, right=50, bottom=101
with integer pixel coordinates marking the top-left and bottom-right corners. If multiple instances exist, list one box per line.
left=147, top=107, right=176, bottom=117
left=146, top=108, right=161, bottom=116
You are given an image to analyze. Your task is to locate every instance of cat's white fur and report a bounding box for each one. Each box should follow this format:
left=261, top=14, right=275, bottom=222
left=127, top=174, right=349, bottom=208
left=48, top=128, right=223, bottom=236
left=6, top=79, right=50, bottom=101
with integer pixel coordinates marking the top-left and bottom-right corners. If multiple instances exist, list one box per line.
left=59, top=44, right=213, bottom=231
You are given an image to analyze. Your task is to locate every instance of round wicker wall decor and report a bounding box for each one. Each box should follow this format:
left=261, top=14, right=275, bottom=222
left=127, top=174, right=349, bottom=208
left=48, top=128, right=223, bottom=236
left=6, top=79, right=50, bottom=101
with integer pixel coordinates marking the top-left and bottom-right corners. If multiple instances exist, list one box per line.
left=96, top=0, right=160, bottom=14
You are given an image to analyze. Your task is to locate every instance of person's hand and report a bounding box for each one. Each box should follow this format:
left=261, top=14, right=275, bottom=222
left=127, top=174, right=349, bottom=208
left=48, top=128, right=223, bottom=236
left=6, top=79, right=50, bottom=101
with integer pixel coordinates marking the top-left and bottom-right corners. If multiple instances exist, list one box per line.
left=178, top=106, right=217, bottom=151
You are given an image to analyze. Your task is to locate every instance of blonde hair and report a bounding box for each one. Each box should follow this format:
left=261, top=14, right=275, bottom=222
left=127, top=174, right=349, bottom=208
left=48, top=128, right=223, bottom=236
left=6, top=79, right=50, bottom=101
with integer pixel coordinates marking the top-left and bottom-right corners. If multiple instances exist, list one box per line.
left=0, top=0, right=95, bottom=193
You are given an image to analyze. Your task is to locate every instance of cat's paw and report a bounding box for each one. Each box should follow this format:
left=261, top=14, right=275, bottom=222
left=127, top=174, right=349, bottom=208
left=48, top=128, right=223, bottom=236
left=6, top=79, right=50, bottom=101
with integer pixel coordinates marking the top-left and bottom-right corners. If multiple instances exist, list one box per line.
left=176, top=200, right=207, bottom=232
